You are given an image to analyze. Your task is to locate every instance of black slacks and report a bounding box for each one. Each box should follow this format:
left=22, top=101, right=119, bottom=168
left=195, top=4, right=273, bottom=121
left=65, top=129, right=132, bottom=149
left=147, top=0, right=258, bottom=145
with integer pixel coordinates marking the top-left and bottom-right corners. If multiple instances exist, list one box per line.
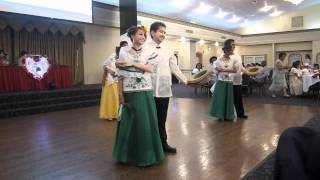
left=233, top=85, right=245, bottom=116
left=154, top=97, right=170, bottom=146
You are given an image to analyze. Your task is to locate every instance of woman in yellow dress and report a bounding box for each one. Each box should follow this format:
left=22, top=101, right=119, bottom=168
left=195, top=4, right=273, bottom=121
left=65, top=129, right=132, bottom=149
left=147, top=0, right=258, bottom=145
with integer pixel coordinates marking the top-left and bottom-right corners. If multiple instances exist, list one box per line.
left=99, top=41, right=128, bottom=120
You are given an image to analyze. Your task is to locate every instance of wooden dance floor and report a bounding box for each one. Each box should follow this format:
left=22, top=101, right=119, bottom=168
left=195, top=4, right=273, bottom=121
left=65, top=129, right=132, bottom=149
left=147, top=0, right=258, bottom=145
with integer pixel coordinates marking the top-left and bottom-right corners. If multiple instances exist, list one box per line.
left=0, top=97, right=318, bottom=180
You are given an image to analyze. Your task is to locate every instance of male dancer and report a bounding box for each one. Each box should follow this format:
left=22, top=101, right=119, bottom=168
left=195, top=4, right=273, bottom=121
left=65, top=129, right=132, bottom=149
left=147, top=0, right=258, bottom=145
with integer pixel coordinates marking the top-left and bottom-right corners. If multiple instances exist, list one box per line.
left=146, top=22, right=188, bottom=153
left=224, top=39, right=248, bottom=119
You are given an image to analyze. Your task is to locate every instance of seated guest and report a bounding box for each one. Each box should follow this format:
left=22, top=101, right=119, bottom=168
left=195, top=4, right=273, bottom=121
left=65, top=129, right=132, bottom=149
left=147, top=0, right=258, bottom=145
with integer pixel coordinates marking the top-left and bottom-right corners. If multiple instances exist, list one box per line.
left=192, top=62, right=203, bottom=75
left=250, top=61, right=270, bottom=83
left=208, top=56, right=217, bottom=86
left=304, top=54, right=312, bottom=65
left=313, top=64, right=319, bottom=73
left=301, top=63, right=312, bottom=75
left=289, top=61, right=303, bottom=96
left=0, top=50, right=9, bottom=65
left=18, top=51, right=28, bottom=66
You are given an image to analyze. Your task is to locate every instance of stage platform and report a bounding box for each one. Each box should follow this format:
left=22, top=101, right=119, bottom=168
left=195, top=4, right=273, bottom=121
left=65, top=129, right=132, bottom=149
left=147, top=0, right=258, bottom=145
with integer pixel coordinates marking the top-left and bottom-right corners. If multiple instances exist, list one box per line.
left=0, top=85, right=101, bottom=119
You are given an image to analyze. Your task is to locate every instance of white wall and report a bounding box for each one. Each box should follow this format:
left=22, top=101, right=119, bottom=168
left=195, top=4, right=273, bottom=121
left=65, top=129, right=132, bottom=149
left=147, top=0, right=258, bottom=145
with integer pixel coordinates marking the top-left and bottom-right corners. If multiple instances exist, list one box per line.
left=162, top=40, right=191, bottom=70
left=275, top=42, right=312, bottom=52
left=235, top=42, right=314, bottom=68
left=312, top=40, right=320, bottom=64
left=236, top=44, right=273, bottom=67
left=196, top=43, right=218, bottom=67
left=83, top=25, right=120, bottom=84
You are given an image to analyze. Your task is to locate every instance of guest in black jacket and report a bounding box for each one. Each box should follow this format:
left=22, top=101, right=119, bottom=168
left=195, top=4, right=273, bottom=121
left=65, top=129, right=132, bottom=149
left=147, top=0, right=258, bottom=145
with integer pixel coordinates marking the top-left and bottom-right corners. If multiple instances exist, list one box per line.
left=274, top=127, right=320, bottom=180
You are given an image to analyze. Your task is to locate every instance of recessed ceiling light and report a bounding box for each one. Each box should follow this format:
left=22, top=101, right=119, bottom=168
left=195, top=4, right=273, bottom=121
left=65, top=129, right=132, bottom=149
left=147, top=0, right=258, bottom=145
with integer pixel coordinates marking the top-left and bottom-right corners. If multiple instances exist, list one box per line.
left=179, top=37, right=186, bottom=42
left=193, top=2, right=213, bottom=14
left=199, top=40, right=204, bottom=45
left=215, top=41, right=219, bottom=46
left=270, top=9, right=283, bottom=16
left=214, top=9, right=229, bottom=18
left=241, top=19, right=249, bottom=27
left=283, top=0, right=304, bottom=5
left=228, top=15, right=242, bottom=23
left=171, top=0, right=191, bottom=10
left=259, top=2, right=274, bottom=12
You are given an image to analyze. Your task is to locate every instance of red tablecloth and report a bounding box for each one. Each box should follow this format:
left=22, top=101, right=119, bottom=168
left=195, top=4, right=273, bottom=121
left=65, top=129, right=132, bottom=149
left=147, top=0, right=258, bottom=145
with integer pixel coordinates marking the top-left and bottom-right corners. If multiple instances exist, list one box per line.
left=0, top=66, right=72, bottom=93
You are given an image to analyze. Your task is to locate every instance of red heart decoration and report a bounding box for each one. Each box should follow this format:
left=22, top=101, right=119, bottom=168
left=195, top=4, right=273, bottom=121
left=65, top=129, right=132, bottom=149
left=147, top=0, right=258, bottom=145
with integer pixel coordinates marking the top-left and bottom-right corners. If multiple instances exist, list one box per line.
left=24, top=55, right=50, bottom=80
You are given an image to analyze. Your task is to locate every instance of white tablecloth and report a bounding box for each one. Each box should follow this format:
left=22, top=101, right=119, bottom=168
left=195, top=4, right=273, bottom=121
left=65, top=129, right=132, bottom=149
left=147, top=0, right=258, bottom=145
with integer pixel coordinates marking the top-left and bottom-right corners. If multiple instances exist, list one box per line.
left=302, top=75, right=320, bottom=92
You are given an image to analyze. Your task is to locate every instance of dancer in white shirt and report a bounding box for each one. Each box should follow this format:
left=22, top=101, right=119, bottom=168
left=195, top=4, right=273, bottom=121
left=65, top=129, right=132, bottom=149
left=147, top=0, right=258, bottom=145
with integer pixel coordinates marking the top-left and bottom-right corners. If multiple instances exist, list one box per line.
left=145, top=21, right=188, bottom=153
left=226, top=39, right=248, bottom=119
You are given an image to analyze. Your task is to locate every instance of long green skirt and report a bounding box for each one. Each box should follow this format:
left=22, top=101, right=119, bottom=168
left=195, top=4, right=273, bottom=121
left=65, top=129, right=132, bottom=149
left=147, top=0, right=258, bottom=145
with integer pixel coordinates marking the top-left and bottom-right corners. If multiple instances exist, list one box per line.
left=208, top=81, right=235, bottom=120
left=112, top=91, right=165, bottom=166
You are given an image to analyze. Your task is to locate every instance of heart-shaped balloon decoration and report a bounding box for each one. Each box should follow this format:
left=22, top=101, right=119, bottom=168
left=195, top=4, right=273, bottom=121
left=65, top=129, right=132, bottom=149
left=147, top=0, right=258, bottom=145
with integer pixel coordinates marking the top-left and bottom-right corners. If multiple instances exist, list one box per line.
left=24, top=55, right=50, bottom=80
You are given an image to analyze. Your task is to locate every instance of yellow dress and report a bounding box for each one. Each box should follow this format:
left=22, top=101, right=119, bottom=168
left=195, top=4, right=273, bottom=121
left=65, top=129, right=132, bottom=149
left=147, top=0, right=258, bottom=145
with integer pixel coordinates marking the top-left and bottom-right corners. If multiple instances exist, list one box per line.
left=99, top=55, right=119, bottom=120
left=99, top=81, right=119, bottom=120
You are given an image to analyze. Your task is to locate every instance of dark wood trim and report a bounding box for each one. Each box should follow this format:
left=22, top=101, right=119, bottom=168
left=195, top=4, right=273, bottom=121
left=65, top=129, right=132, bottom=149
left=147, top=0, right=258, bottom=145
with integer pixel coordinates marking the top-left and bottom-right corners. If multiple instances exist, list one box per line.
left=93, top=1, right=119, bottom=11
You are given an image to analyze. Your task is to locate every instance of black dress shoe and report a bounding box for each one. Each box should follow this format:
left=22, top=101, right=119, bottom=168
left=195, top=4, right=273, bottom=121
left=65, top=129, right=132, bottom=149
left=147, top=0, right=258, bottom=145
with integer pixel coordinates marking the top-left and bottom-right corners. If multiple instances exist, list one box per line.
left=163, top=144, right=177, bottom=153
left=238, top=115, right=248, bottom=119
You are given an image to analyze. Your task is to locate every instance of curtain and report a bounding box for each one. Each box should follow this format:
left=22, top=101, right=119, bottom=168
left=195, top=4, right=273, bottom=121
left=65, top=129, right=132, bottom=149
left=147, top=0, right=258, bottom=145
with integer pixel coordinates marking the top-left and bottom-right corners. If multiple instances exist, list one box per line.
left=13, top=29, right=84, bottom=84
left=0, top=27, right=13, bottom=64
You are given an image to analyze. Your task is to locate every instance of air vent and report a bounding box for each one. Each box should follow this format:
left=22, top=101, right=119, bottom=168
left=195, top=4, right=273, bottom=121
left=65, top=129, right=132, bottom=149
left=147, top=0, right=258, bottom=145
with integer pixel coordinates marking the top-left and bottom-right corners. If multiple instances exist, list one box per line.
left=291, top=16, right=303, bottom=28
left=185, top=29, right=193, bottom=33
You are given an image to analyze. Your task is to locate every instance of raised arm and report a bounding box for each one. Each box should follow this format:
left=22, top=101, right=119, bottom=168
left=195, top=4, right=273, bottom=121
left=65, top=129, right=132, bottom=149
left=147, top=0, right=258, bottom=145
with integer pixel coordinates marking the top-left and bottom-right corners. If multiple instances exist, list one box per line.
left=169, top=54, right=187, bottom=84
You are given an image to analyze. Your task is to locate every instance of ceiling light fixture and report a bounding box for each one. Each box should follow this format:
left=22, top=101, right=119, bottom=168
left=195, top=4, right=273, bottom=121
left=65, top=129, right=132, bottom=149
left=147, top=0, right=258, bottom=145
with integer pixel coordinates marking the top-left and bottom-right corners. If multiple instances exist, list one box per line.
left=259, top=2, right=274, bottom=12
left=283, top=0, right=304, bottom=5
left=199, top=40, right=204, bottom=45
left=193, top=1, right=213, bottom=14
left=270, top=9, right=283, bottom=17
left=240, top=19, right=249, bottom=27
left=215, top=41, right=219, bottom=46
left=179, top=37, right=186, bottom=42
left=171, top=0, right=191, bottom=10
left=228, top=15, right=242, bottom=23
left=214, top=9, right=229, bottom=18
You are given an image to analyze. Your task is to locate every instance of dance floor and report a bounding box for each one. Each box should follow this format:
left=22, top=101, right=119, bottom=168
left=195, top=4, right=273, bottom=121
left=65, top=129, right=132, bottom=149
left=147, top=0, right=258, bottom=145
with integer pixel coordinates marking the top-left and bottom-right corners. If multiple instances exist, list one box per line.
left=0, top=96, right=318, bottom=180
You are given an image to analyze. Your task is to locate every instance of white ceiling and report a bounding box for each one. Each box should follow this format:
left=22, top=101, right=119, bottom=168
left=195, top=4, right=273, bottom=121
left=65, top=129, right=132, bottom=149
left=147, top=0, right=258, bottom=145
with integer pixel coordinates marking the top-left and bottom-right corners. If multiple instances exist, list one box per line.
left=94, top=0, right=320, bottom=32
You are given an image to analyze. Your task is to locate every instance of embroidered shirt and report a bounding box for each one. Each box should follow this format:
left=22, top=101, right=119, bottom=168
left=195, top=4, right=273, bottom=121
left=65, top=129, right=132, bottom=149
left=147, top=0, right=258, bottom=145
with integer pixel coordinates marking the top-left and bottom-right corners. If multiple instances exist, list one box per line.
left=144, top=40, right=187, bottom=97
left=118, top=47, right=156, bottom=92
left=215, top=54, right=238, bottom=82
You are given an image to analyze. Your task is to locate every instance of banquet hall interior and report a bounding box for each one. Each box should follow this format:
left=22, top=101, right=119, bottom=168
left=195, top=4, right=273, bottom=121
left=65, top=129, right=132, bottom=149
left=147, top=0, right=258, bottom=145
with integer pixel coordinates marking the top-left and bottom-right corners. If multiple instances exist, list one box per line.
left=0, top=0, right=320, bottom=179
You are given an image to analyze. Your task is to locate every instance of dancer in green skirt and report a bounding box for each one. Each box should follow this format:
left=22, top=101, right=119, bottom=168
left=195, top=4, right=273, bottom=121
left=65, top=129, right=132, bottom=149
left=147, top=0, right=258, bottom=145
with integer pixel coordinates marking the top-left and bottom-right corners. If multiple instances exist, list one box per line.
left=113, top=25, right=164, bottom=166
left=209, top=44, right=238, bottom=121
